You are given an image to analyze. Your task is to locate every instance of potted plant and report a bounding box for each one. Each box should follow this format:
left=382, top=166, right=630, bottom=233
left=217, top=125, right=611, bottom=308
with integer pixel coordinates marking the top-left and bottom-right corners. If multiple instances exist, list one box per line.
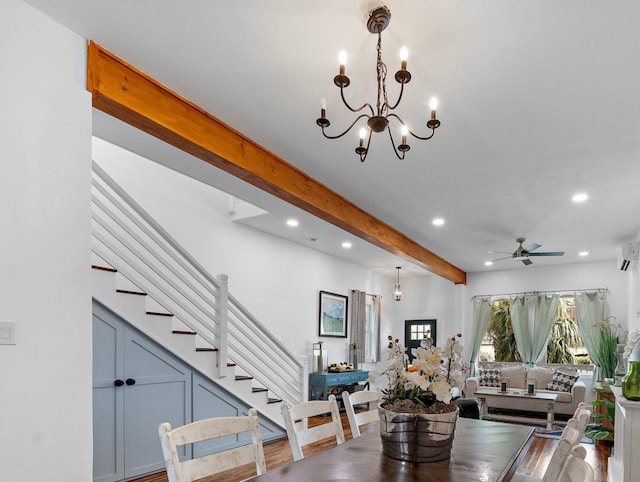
left=378, top=334, right=466, bottom=462
left=584, top=386, right=615, bottom=442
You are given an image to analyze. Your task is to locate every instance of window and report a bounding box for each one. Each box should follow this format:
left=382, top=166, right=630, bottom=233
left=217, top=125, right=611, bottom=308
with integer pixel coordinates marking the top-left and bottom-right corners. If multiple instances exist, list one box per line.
left=480, top=296, right=589, bottom=364
left=364, top=296, right=380, bottom=363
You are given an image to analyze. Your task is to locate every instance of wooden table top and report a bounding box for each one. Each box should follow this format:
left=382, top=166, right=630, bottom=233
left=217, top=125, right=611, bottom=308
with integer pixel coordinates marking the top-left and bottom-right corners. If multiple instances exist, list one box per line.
left=249, top=417, right=534, bottom=482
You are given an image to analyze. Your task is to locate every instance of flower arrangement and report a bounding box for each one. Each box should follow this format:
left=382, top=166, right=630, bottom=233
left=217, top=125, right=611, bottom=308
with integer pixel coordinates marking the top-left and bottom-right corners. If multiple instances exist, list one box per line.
left=624, top=329, right=640, bottom=360
left=592, top=316, right=623, bottom=380
left=380, top=334, right=466, bottom=414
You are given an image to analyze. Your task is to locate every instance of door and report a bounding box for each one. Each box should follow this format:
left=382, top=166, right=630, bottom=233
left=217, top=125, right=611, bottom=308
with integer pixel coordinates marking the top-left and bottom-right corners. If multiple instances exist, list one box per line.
left=93, top=301, right=191, bottom=481
left=93, top=305, right=124, bottom=482
left=404, top=319, right=437, bottom=363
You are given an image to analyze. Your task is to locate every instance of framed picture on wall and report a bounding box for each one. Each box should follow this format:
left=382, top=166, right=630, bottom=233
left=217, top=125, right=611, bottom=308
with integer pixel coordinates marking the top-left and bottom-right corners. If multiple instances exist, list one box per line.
left=318, top=291, right=348, bottom=338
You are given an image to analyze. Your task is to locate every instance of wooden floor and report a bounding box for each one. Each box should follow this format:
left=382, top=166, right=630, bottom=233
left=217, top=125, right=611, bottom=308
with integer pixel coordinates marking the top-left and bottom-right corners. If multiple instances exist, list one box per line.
left=132, top=411, right=611, bottom=482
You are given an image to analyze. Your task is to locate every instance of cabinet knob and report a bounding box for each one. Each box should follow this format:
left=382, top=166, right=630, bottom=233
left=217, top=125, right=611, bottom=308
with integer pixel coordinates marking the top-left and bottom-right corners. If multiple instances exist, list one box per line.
left=114, top=379, right=124, bottom=387
left=125, top=378, right=136, bottom=386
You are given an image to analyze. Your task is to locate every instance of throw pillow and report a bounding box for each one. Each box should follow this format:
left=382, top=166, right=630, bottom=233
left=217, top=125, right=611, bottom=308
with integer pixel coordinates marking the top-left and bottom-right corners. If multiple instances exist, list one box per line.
left=478, top=368, right=501, bottom=387
left=545, top=370, right=580, bottom=392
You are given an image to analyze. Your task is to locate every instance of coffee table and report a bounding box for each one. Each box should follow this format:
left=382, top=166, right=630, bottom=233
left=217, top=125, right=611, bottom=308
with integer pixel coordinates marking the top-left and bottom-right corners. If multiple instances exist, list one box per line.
left=474, top=387, right=558, bottom=430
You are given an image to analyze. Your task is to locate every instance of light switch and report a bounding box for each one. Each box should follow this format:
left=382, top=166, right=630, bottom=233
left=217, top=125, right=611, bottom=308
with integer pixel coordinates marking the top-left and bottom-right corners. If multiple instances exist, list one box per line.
left=0, top=321, right=16, bottom=345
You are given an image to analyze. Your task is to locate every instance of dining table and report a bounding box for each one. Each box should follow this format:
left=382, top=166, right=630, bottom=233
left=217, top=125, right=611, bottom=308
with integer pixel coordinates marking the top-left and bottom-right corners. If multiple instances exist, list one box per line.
left=249, top=417, right=534, bottom=481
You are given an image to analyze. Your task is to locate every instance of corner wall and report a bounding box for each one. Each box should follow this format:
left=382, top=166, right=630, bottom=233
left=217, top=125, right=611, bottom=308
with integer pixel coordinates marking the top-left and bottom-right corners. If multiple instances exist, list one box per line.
left=0, top=2, right=92, bottom=480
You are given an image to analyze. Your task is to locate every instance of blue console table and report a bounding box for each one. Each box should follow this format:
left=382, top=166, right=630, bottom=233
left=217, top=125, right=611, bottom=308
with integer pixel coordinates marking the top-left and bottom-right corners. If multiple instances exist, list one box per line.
left=309, top=370, right=369, bottom=403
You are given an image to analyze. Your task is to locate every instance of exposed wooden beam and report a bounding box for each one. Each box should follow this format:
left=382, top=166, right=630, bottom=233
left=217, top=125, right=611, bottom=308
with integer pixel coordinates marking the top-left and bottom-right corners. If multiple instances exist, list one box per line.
left=86, top=41, right=466, bottom=285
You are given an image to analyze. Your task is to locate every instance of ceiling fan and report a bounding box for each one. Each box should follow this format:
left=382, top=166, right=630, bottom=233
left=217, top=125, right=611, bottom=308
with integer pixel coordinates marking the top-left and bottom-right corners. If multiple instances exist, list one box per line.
left=489, top=237, right=565, bottom=266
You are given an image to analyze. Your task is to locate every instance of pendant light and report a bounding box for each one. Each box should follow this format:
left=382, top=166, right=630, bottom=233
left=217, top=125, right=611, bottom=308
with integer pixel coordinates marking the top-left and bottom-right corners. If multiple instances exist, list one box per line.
left=393, top=266, right=404, bottom=301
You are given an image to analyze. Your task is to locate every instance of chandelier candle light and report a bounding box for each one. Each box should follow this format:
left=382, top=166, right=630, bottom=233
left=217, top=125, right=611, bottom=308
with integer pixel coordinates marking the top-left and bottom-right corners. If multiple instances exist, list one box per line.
left=316, top=6, right=441, bottom=162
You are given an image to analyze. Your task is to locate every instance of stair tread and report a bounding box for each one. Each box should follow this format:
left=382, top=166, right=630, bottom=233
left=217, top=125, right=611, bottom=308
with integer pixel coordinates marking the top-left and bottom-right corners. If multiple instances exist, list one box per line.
left=195, top=347, right=218, bottom=352
left=92, top=265, right=117, bottom=273
left=235, top=375, right=253, bottom=381
left=116, top=289, right=147, bottom=296
left=173, top=330, right=196, bottom=335
left=146, top=311, right=173, bottom=317
left=252, top=387, right=268, bottom=393
left=268, top=398, right=283, bottom=404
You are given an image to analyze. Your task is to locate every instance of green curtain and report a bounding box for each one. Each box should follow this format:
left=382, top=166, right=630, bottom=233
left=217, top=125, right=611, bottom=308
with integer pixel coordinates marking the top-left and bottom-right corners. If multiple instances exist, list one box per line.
left=509, top=296, right=528, bottom=364
left=468, top=297, right=492, bottom=376
left=510, top=293, right=560, bottom=367
left=575, top=291, right=609, bottom=381
left=530, top=293, right=560, bottom=365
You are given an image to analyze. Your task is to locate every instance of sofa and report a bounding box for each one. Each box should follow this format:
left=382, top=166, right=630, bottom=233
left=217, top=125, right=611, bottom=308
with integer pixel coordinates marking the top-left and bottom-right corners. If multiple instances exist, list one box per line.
left=464, top=365, right=586, bottom=416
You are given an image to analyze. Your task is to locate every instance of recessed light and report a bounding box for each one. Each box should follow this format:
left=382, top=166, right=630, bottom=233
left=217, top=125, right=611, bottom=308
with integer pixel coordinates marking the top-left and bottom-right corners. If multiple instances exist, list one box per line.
left=432, top=218, right=445, bottom=226
left=341, top=241, right=352, bottom=249
left=484, top=261, right=494, bottom=266
left=572, top=193, right=589, bottom=203
left=286, top=219, right=299, bottom=227
left=579, top=251, right=589, bottom=257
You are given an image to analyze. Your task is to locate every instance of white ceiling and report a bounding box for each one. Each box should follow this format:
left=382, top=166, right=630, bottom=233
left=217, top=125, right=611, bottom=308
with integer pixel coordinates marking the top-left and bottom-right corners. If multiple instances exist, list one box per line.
left=28, top=0, right=640, bottom=279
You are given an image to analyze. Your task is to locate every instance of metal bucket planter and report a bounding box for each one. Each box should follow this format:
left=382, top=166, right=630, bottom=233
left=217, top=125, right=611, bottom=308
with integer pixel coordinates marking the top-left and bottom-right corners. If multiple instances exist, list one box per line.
left=378, top=404, right=459, bottom=463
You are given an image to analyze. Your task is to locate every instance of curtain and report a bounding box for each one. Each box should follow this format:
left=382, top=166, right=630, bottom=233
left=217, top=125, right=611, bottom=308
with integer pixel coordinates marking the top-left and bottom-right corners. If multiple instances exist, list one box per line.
left=529, top=293, right=560, bottom=365
left=509, top=296, right=528, bottom=364
left=575, top=290, right=609, bottom=381
left=509, top=293, right=560, bottom=367
left=349, top=290, right=367, bottom=360
left=468, top=297, right=492, bottom=376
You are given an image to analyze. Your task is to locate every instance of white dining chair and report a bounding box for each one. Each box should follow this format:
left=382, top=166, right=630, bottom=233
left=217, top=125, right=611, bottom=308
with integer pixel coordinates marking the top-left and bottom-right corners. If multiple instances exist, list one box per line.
left=512, top=425, right=582, bottom=482
left=342, top=389, right=382, bottom=437
left=565, top=404, right=591, bottom=435
left=558, top=445, right=594, bottom=482
left=281, top=394, right=345, bottom=461
left=158, top=408, right=266, bottom=482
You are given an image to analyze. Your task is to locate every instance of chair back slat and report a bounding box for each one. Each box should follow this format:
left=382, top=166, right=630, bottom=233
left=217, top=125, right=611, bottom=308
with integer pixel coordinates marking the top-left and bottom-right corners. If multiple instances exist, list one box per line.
left=158, top=408, right=266, bottom=482
left=281, top=394, right=345, bottom=461
left=342, top=390, right=382, bottom=437
left=558, top=445, right=595, bottom=482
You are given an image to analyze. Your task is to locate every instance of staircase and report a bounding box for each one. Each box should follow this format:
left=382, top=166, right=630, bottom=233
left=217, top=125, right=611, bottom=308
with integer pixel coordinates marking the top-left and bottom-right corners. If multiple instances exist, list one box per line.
left=90, top=161, right=305, bottom=426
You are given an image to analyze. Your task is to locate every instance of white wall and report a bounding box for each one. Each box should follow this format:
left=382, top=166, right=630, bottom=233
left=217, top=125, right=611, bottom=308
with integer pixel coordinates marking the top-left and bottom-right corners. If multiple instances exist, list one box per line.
left=0, top=2, right=92, bottom=481
left=93, top=138, right=425, bottom=364
left=625, top=232, right=640, bottom=334
left=464, top=258, right=628, bottom=334
left=93, top=138, right=465, bottom=392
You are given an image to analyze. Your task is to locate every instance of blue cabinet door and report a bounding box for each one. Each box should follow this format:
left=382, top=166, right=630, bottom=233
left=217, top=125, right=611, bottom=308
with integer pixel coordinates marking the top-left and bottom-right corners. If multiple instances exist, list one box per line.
left=93, top=305, right=124, bottom=482
left=92, top=301, right=192, bottom=481
left=123, top=332, right=192, bottom=478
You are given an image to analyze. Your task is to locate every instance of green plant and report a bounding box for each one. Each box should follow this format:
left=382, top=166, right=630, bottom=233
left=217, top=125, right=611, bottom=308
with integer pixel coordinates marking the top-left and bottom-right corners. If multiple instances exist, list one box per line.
left=486, top=297, right=586, bottom=364
left=546, top=298, right=582, bottom=364
left=584, top=387, right=615, bottom=441
left=593, top=317, right=621, bottom=379
left=381, top=334, right=464, bottom=413
left=487, top=300, right=521, bottom=362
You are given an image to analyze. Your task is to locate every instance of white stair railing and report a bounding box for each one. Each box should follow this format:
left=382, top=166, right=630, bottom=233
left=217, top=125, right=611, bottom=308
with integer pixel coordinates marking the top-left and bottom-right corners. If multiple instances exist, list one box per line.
left=91, top=161, right=304, bottom=406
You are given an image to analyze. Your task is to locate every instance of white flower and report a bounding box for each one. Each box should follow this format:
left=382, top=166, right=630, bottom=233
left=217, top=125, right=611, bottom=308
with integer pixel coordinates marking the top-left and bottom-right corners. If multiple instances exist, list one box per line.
left=381, top=333, right=464, bottom=407
left=431, top=379, right=453, bottom=404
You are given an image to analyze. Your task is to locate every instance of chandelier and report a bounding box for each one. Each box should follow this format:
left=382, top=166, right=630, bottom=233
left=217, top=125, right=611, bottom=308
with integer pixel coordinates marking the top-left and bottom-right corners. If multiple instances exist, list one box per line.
left=392, top=266, right=404, bottom=301
left=316, top=6, right=441, bottom=162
